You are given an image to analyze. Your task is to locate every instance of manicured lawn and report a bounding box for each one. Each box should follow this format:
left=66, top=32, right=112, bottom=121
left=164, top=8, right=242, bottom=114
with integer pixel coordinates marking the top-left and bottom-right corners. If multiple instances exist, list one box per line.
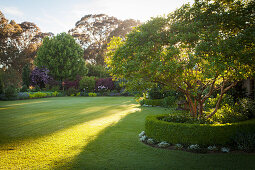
left=0, top=97, right=254, bottom=169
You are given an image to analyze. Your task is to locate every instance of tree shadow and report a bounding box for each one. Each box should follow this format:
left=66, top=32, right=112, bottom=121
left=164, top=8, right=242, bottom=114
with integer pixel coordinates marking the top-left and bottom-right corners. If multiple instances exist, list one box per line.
left=0, top=97, right=135, bottom=145
left=62, top=106, right=255, bottom=170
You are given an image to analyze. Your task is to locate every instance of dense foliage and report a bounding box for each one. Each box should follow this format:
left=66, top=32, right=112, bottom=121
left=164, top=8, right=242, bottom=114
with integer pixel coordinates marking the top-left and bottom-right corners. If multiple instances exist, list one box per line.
left=95, top=78, right=115, bottom=92
left=79, top=76, right=96, bottom=92
left=35, top=33, right=87, bottom=81
left=106, top=0, right=255, bottom=119
left=86, top=63, right=109, bottom=78
left=69, top=14, right=140, bottom=65
left=30, top=67, right=52, bottom=88
left=22, top=64, right=31, bottom=87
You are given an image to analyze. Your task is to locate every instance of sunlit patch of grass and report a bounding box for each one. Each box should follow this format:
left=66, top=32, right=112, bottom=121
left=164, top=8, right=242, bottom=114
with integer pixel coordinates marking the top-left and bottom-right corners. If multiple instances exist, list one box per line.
left=0, top=101, right=49, bottom=111
left=4, top=101, right=49, bottom=107
left=0, top=103, right=139, bottom=169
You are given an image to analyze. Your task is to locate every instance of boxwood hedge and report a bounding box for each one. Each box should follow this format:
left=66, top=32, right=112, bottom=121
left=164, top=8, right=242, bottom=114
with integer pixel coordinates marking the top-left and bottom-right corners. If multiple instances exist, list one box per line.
left=145, top=114, right=255, bottom=145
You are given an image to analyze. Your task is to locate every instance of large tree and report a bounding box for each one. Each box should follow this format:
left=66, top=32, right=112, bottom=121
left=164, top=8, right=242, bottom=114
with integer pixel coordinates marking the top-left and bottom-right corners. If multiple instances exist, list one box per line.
left=106, top=0, right=255, bottom=119
left=0, top=11, right=52, bottom=86
left=35, top=32, right=87, bottom=81
left=69, top=14, right=140, bottom=65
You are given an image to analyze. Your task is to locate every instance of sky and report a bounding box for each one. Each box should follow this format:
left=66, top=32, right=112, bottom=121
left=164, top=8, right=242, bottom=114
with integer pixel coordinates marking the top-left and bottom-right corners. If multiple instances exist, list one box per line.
left=0, top=0, right=193, bottom=35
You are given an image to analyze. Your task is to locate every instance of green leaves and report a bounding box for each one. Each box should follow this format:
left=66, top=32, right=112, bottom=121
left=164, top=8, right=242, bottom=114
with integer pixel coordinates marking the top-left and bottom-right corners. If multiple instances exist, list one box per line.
left=36, top=33, right=87, bottom=81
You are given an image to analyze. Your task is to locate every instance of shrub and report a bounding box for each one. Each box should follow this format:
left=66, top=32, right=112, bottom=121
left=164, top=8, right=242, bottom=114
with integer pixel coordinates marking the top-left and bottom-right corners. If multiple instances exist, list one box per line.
left=88, top=92, right=97, bottom=97
left=236, top=98, right=255, bottom=119
left=17, top=92, right=29, bottom=100
left=162, top=96, right=176, bottom=107
left=50, top=85, right=60, bottom=92
left=145, top=114, right=255, bottom=145
left=79, top=76, right=96, bottom=92
left=233, top=132, right=255, bottom=152
left=210, top=104, right=249, bottom=124
left=52, top=91, right=59, bottom=97
left=63, top=79, right=80, bottom=90
left=30, top=67, right=52, bottom=89
left=80, top=92, right=88, bottom=96
left=95, top=78, right=115, bottom=92
left=4, top=85, right=17, bottom=100
left=66, top=87, right=78, bottom=96
left=29, top=92, right=47, bottom=99
left=148, top=86, right=164, bottom=99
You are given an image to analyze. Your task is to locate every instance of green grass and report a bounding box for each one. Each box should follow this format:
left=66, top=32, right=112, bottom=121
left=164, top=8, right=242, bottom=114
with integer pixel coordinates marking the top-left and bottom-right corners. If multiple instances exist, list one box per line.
left=0, top=97, right=254, bottom=169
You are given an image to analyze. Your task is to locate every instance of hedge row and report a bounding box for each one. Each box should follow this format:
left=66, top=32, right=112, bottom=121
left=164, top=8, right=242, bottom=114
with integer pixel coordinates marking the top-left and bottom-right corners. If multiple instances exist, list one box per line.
left=141, top=99, right=164, bottom=106
left=145, top=114, right=255, bottom=145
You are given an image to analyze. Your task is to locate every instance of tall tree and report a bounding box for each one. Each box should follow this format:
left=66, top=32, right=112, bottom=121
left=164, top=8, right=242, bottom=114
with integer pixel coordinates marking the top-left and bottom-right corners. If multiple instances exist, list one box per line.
left=35, top=32, right=87, bottom=81
left=106, top=0, right=255, bottom=119
left=69, top=14, right=140, bottom=65
left=0, top=11, right=53, bottom=86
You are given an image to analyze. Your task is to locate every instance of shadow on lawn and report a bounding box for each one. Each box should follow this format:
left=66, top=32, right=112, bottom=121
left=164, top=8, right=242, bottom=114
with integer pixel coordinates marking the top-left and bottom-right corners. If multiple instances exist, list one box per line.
left=0, top=97, right=135, bottom=145
left=62, top=107, right=255, bottom=170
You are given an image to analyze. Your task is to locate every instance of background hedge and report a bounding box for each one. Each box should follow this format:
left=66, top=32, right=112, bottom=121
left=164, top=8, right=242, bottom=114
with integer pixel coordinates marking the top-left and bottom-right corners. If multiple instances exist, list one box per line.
left=145, top=114, right=255, bottom=145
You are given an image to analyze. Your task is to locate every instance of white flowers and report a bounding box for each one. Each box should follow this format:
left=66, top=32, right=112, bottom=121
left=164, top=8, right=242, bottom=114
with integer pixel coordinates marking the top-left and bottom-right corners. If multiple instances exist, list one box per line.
left=142, top=104, right=152, bottom=107
left=207, top=145, right=217, bottom=151
left=138, top=131, right=231, bottom=153
left=188, top=144, right=200, bottom=150
left=221, top=147, right=230, bottom=153
left=138, top=131, right=145, bottom=138
left=147, top=138, right=155, bottom=145
left=158, top=141, right=170, bottom=148
left=140, top=135, right=147, bottom=142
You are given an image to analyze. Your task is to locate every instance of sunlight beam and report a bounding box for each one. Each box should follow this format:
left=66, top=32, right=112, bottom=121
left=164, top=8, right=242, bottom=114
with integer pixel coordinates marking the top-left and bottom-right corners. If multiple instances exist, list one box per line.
left=0, top=104, right=140, bottom=169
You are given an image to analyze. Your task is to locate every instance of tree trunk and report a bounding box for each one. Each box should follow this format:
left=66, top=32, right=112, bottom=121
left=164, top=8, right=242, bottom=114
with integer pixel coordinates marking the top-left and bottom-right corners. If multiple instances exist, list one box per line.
left=198, top=99, right=203, bottom=118
left=185, top=92, right=197, bottom=117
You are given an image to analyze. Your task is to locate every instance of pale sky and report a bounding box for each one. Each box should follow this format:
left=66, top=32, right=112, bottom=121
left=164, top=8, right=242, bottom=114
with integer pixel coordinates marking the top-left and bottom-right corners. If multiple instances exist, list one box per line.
left=0, top=0, right=193, bottom=34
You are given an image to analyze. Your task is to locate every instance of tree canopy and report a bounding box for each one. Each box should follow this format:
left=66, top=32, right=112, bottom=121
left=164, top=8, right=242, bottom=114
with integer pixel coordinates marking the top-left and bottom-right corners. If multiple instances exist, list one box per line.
left=106, top=0, right=255, bottom=118
left=35, top=32, right=87, bottom=81
left=69, top=14, right=140, bottom=65
left=0, top=10, right=53, bottom=86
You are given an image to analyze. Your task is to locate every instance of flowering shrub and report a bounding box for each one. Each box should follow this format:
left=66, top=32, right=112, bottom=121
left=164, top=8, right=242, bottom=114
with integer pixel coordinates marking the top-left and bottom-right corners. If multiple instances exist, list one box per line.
left=95, top=78, right=115, bottom=91
left=79, top=76, right=96, bottom=92
left=30, top=67, right=52, bottom=88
